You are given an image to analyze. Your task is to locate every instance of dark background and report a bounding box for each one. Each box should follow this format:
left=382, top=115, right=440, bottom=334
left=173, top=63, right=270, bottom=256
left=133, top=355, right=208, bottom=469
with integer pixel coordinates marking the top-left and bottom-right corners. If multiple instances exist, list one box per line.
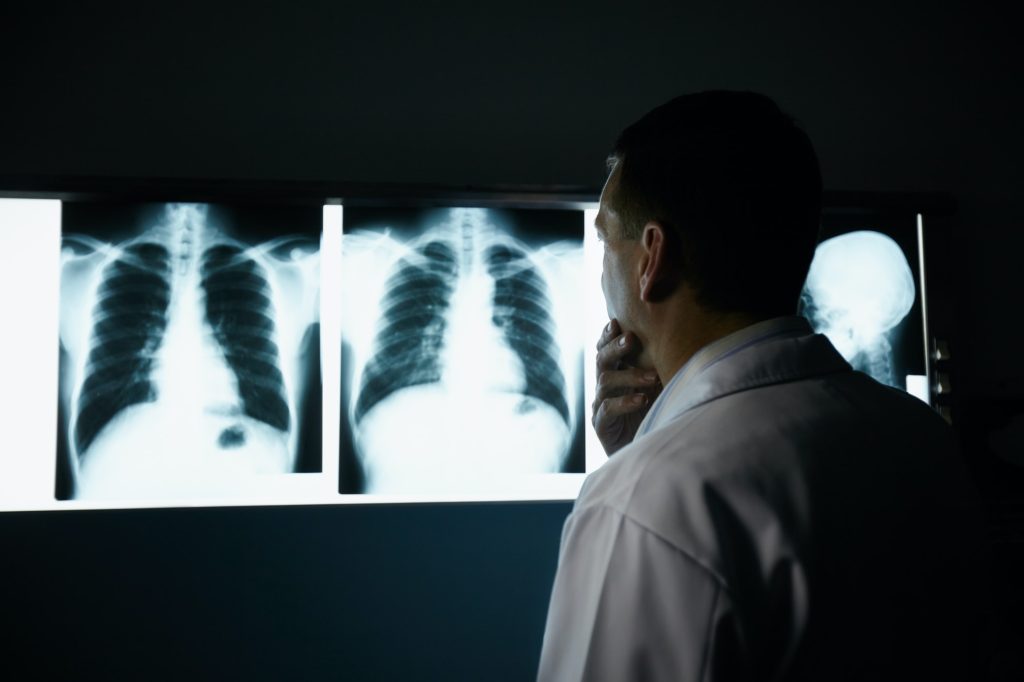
left=2, top=1, right=1022, bottom=679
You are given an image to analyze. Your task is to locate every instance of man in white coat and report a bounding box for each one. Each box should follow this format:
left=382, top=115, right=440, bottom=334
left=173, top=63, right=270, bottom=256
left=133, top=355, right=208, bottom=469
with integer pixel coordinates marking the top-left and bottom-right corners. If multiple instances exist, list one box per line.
left=537, top=92, right=987, bottom=681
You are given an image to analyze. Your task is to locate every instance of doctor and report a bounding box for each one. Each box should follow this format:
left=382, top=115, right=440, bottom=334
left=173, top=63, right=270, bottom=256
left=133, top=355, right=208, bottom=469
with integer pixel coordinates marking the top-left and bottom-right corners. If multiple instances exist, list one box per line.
left=537, top=92, right=986, bottom=680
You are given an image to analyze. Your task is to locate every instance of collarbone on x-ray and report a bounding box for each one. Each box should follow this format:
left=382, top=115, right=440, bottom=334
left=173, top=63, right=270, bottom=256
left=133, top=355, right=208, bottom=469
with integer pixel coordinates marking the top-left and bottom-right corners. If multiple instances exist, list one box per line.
left=59, top=203, right=319, bottom=499
left=342, top=208, right=582, bottom=494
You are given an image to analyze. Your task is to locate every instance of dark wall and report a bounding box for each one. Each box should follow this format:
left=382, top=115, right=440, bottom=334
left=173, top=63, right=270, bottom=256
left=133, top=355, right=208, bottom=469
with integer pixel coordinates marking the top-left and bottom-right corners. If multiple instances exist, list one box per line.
left=2, top=2, right=1022, bottom=679
left=3, top=1, right=1020, bottom=395
left=1, top=502, right=568, bottom=681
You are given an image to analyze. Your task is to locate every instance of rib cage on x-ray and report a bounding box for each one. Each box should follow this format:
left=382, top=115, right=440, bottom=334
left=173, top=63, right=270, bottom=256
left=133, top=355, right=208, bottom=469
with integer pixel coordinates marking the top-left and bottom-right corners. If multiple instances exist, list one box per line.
left=484, top=244, right=569, bottom=425
left=73, top=238, right=293, bottom=458
left=355, top=240, right=459, bottom=424
left=200, top=244, right=291, bottom=433
left=74, top=242, right=172, bottom=456
left=353, top=235, right=571, bottom=431
left=59, top=203, right=321, bottom=500
left=344, top=207, right=582, bottom=490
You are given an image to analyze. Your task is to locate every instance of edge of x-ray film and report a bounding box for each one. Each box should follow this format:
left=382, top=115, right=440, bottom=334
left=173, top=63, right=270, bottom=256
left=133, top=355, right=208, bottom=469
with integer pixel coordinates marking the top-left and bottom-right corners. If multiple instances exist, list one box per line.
left=583, top=208, right=610, bottom=472
left=916, top=213, right=933, bottom=404
left=3, top=475, right=590, bottom=512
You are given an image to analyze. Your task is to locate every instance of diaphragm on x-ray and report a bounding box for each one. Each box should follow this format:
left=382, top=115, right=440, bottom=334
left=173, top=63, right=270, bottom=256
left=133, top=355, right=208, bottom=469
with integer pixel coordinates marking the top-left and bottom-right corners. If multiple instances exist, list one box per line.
left=340, top=207, right=585, bottom=494
left=799, top=228, right=925, bottom=392
left=57, top=202, right=321, bottom=500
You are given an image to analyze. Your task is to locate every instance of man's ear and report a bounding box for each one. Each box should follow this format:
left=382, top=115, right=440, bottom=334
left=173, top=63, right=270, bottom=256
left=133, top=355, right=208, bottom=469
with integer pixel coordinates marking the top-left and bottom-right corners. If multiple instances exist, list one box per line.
left=638, top=221, right=673, bottom=302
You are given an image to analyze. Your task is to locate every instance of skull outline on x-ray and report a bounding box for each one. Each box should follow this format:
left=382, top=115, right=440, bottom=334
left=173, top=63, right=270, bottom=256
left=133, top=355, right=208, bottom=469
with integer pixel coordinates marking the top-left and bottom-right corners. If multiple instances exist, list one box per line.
left=799, top=230, right=916, bottom=387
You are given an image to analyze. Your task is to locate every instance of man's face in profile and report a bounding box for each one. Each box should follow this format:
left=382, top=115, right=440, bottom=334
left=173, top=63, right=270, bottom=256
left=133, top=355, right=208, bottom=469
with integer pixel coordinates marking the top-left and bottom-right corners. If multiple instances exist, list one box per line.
left=596, top=167, right=641, bottom=333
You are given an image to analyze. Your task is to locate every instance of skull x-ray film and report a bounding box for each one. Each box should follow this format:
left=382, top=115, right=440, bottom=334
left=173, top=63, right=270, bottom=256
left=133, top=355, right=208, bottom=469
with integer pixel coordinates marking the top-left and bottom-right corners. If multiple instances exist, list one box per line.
left=56, top=202, right=322, bottom=500
left=339, top=207, right=585, bottom=494
left=799, top=215, right=927, bottom=398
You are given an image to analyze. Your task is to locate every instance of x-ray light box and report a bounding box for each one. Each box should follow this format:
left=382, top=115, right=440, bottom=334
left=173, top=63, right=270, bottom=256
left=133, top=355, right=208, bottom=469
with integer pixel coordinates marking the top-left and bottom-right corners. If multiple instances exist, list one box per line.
left=0, top=192, right=944, bottom=512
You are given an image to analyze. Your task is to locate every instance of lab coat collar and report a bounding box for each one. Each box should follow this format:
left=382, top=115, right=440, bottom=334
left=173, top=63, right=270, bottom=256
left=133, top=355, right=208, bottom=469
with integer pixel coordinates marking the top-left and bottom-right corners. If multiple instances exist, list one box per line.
left=638, top=316, right=852, bottom=436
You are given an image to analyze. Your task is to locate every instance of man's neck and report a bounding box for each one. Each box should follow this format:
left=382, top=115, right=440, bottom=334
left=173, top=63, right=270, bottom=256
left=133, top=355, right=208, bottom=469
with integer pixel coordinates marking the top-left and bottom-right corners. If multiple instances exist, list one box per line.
left=651, top=308, right=769, bottom=385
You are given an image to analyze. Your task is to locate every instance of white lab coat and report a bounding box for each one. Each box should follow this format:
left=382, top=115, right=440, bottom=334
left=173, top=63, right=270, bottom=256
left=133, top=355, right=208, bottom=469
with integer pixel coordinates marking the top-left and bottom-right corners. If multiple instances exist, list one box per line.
left=538, top=319, right=985, bottom=681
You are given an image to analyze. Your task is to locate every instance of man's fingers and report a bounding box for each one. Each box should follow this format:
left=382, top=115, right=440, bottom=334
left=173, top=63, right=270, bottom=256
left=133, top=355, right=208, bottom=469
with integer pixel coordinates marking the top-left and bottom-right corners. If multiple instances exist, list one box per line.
left=596, top=331, right=636, bottom=372
left=593, top=392, right=649, bottom=427
left=596, top=319, right=621, bottom=351
left=595, top=367, right=660, bottom=401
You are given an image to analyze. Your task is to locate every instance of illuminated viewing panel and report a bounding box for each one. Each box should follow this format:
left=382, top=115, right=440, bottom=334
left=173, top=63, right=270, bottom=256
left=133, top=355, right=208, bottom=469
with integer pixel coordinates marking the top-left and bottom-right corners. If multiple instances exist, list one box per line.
left=339, top=207, right=586, bottom=494
left=0, top=199, right=594, bottom=511
left=0, top=199, right=62, bottom=510
left=0, top=196, right=935, bottom=512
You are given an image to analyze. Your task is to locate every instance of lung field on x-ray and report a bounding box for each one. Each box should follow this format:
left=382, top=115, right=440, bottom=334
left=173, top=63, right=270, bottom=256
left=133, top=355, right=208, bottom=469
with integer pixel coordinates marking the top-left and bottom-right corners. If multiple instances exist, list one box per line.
left=73, top=242, right=172, bottom=457
left=484, top=243, right=570, bottom=425
left=200, top=243, right=292, bottom=433
left=354, top=239, right=460, bottom=424
left=799, top=228, right=921, bottom=389
left=339, top=207, right=585, bottom=494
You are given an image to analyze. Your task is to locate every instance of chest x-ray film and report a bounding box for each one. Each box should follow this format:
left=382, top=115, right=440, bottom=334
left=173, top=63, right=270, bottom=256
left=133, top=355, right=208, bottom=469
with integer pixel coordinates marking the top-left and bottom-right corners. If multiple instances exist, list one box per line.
left=799, top=216, right=928, bottom=401
left=55, top=202, right=321, bottom=501
left=339, top=207, right=585, bottom=494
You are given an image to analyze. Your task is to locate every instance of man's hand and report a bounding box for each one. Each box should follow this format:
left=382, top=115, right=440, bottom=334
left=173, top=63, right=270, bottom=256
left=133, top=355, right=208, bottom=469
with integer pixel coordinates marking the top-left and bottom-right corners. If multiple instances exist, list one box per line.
left=592, top=319, right=662, bottom=456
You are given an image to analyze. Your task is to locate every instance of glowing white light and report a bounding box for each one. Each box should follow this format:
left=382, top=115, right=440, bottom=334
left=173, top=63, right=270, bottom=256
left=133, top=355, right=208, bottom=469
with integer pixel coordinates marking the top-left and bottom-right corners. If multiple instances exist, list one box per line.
left=905, top=374, right=929, bottom=403
left=321, top=205, right=343, bottom=498
left=0, top=199, right=62, bottom=506
left=583, top=208, right=608, bottom=472
left=802, top=230, right=915, bottom=387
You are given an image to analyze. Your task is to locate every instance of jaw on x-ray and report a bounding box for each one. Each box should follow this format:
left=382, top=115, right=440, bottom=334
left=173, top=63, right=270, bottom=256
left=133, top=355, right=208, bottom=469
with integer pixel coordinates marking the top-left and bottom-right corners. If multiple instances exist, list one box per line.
left=58, top=204, right=320, bottom=499
left=800, top=230, right=916, bottom=387
left=341, top=207, right=584, bottom=494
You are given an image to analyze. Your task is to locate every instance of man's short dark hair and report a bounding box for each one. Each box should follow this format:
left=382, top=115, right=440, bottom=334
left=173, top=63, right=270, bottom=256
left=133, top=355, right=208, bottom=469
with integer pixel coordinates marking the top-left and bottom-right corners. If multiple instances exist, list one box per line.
left=609, top=90, right=822, bottom=317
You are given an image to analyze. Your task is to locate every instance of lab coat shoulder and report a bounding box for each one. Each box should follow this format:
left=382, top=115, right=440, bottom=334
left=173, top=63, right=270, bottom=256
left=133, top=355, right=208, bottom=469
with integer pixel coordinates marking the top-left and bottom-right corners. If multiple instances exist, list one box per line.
left=541, top=331, right=985, bottom=680
left=582, top=361, right=965, bottom=569
left=539, top=498, right=741, bottom=682
left=575, top=376, right=841, bottom=585
left=572, top=404, right=734, bottom=583
left=553, top=382, right=834, bottom=680
left=540, top=458, right=741, bottom=682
